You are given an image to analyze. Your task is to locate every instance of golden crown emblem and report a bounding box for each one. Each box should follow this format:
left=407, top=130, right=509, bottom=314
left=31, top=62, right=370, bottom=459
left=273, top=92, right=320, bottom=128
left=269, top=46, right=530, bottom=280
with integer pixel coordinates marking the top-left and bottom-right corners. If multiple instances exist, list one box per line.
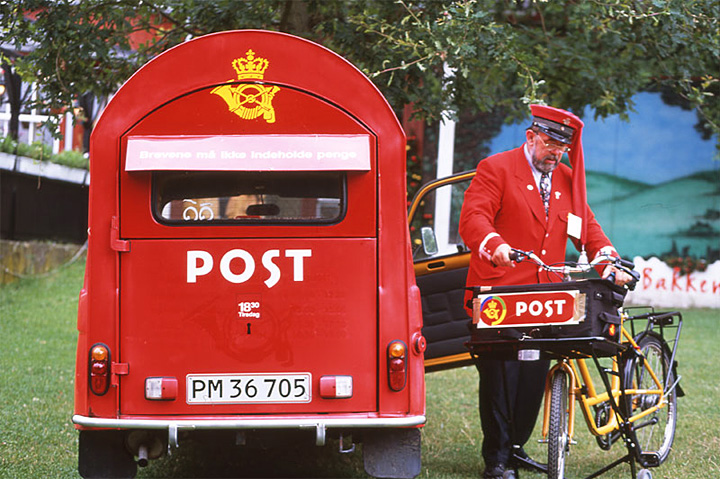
left=232, top=49, right=269, bottom=80
left=212, top=48, right=279, bottom=123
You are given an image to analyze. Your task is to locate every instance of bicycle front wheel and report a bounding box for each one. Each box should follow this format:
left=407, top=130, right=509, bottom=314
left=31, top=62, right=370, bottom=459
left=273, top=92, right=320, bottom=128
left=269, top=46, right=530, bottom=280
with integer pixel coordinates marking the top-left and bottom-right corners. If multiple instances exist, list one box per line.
left=548, top=370, right=570, bottom=479
left=621, top=332, right=677, bottom=464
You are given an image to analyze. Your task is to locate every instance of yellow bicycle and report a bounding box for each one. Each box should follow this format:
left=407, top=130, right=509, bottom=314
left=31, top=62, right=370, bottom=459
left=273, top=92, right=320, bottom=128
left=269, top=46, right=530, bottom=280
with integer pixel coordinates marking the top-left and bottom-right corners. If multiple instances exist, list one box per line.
left=467, top=250, right=682, bottom=479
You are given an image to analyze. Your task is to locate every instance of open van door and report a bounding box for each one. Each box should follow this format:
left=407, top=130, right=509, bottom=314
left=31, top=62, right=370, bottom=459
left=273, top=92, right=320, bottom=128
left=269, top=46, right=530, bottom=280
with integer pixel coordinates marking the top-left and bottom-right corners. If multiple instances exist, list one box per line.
left=409, top=171, right=476, bottom=372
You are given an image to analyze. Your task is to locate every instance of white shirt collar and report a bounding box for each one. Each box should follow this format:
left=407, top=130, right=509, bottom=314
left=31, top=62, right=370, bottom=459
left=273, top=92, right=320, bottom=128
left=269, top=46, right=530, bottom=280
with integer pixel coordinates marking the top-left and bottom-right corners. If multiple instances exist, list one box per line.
left=523, top=143, right=551, bottom=189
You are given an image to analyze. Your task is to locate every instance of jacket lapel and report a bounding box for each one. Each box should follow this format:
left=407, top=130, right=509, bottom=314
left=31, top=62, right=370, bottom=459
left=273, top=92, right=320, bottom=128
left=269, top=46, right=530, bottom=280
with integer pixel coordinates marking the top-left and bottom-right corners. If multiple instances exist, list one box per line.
left=512, top=147, right=547, bottom=227
left=546, top=166, right=572, bottom=233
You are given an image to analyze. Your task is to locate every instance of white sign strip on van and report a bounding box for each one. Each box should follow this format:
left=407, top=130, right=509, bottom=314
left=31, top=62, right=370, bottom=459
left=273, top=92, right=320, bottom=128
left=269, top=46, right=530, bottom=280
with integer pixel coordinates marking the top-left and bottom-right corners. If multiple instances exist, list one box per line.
left=125, top=135, right=371, bottom=171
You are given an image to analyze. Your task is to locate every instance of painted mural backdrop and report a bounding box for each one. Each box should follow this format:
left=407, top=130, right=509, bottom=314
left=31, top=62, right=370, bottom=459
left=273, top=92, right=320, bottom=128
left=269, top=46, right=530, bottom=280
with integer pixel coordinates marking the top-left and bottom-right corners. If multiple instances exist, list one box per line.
left=490, top=93, right=719, bottom=307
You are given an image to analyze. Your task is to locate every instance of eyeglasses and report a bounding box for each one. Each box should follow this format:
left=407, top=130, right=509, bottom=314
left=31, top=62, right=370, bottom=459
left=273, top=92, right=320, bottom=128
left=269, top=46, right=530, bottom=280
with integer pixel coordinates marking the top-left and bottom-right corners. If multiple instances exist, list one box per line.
left=535, top=133, right=571, bottom=153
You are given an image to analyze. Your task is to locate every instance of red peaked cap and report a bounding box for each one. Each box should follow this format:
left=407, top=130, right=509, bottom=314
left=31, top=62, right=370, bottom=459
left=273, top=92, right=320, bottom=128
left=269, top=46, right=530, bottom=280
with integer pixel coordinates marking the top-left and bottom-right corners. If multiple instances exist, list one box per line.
left=530, top=104, right=588, bottom=245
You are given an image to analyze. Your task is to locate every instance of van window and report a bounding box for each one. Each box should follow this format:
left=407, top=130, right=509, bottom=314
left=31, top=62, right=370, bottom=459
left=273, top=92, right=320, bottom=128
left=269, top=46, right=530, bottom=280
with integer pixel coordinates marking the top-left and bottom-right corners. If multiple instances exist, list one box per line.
left=409, top=175, right=472, bottom=260
left=153, top=171, right=345, bottom=224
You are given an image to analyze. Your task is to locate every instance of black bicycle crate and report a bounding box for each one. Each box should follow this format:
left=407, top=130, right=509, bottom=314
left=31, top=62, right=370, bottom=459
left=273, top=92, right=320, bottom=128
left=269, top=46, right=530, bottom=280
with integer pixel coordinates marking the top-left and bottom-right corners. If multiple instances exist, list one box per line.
left=469, top=278, right=627, bottom=344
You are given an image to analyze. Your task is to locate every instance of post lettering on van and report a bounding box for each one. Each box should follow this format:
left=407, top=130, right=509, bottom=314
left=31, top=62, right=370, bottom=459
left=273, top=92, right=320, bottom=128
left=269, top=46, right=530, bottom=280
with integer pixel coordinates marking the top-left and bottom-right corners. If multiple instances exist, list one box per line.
left=187, top=249, right=312, bottom=288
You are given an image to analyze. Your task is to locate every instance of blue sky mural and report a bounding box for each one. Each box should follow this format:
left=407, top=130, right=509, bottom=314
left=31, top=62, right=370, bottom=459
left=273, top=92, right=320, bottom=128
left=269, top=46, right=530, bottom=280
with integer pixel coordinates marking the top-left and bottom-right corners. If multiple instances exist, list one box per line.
left=490, top=92, right=718, bottom=185
left=486, top=92, right=719, bottom=260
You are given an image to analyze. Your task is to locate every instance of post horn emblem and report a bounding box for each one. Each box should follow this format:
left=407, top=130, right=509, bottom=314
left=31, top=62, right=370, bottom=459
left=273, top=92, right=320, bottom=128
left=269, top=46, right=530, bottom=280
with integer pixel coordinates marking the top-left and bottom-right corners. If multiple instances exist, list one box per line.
left=211, top=49, right=279, bottom=123
left=481, top=296, right=507, bottom=326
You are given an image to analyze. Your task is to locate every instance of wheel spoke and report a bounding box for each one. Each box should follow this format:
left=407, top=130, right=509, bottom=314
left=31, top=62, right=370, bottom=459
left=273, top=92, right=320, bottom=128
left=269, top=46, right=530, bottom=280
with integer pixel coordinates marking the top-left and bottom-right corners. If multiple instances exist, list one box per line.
left=621, top=333, right=677, bottom=464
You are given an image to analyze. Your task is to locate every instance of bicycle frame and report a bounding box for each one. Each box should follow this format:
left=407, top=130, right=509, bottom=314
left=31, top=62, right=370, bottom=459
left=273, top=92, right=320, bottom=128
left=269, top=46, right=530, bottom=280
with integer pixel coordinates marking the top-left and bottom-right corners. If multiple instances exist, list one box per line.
left=540, top=324, right=667, bottom=442
left=538, top=308, right=682, bottom=478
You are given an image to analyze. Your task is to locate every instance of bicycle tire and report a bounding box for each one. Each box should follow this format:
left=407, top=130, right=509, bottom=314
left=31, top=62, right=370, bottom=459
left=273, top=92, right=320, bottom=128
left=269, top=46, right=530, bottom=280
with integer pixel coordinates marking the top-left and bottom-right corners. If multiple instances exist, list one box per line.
left=548, top=370, right=569, bottom=479
left=637, top=469, right=653, bottom=479
left=621, top=332, right=677, bottom=464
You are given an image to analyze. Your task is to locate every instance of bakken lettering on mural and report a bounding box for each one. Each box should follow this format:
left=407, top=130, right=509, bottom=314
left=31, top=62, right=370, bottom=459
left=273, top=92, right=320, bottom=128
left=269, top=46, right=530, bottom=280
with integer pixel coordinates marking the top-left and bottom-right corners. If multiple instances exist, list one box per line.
left=626, top=257, right=720, bottom=308
left=641, top=267, right=720, bottom=294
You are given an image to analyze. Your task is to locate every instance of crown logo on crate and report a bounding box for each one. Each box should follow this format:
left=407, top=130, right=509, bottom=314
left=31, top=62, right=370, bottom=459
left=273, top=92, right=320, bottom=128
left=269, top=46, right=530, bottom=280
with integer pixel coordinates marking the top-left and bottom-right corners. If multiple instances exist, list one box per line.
left=480, top=296, right=507, bottom=326
left=232, top=49, right=269, bottom=80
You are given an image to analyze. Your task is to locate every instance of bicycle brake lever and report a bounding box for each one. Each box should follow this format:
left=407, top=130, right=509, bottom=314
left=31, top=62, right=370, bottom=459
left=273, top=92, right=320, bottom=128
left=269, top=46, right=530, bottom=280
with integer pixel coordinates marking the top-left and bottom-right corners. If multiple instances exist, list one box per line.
left=607, top=263, right=640, bottom=291
left=616, top=257, right=636, bottom=270
left=612, top=257, right=641, bottom=284
left=509, top=248, right=528, bottom=263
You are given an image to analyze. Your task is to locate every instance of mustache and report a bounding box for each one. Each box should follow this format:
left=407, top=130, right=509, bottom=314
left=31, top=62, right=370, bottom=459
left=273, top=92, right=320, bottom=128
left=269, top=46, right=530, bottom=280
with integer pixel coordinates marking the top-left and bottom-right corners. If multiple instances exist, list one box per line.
left=543, top=151, right=562, bottom=161
left=533, top=155, right=560, bottom=173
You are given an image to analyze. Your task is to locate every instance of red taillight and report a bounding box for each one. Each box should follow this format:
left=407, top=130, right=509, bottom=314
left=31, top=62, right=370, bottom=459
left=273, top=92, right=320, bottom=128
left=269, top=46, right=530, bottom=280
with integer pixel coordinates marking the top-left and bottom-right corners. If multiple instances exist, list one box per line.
left=88, top=343, right=111, bottom=396
left=387, top=340, right=407, bottom=391
left=91, top=361, right=107, bottom=375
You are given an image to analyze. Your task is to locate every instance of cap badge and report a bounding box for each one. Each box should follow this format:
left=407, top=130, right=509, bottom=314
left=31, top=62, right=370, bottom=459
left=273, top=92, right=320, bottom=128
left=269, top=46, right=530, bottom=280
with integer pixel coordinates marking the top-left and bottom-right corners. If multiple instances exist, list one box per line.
left=563, top=118, right=571, bottom=125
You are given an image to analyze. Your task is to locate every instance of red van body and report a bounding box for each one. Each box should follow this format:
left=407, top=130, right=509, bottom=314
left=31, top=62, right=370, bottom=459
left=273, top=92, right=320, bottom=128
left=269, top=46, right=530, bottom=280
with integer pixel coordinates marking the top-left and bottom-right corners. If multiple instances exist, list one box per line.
left=73, top=30, right=425, bottom=478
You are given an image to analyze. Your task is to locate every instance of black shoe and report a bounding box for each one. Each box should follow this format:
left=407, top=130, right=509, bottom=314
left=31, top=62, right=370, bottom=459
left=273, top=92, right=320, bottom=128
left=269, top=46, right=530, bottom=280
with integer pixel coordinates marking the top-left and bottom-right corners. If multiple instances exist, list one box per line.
left=483, top=463, right=518, bottom=479
left=511, top=447, right=547, bottom=473
left=483, top=463, right=506, bottom=479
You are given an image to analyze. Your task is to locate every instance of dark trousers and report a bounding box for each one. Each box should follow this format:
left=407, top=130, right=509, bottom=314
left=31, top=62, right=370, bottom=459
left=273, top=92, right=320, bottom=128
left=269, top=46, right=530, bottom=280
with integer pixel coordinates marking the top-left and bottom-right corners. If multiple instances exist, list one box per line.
left=476, top=358, right=550, bottom=466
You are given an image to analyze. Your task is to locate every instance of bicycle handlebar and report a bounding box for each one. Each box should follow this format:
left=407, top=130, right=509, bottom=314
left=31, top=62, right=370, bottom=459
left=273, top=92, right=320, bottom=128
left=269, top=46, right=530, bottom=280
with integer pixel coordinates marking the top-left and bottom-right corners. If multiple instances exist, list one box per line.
left=509, top=248, right=640, bottom=289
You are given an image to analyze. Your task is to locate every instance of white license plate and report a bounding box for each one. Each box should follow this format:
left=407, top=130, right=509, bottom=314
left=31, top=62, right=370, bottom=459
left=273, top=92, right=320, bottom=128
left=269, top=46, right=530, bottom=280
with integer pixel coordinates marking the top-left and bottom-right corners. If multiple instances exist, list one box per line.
left=186, top=373, right=312, bottom=404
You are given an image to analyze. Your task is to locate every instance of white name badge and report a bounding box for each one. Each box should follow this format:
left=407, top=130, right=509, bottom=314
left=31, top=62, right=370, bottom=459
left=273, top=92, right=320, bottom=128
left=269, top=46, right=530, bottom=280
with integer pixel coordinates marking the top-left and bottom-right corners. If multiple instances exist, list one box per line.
left=567, top=213, right=582, bottom=239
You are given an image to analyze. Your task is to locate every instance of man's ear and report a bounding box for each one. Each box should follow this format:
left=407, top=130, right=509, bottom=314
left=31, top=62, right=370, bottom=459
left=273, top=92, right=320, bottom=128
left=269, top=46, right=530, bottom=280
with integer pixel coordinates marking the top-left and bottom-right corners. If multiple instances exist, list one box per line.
left=525, top=129, right=535, bottom=143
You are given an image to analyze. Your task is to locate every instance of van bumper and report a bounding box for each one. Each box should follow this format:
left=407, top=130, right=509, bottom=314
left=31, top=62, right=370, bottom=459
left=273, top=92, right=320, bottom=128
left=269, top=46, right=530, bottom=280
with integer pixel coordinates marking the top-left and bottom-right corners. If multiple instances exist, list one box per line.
left=72, top=414, right=426, bottom=446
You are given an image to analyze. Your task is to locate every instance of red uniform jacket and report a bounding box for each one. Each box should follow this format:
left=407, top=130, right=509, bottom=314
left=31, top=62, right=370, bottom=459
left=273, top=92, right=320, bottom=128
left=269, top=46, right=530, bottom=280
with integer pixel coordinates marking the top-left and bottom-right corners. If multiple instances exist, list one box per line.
left=459, top=146, right=614, bottom=309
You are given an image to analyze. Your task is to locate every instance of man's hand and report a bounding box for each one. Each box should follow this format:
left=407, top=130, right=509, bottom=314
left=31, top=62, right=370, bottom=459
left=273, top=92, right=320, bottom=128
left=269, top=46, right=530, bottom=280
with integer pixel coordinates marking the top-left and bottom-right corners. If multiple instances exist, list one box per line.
left=602, top=265, right=633, bottom=286
left=491, top=243, right=515, bottom=268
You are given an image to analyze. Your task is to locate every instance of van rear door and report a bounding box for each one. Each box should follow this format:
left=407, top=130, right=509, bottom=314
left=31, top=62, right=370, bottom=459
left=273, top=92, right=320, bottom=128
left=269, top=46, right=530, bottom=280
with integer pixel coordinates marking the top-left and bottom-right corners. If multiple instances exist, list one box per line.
left=117, top=86, right=378, bottom=416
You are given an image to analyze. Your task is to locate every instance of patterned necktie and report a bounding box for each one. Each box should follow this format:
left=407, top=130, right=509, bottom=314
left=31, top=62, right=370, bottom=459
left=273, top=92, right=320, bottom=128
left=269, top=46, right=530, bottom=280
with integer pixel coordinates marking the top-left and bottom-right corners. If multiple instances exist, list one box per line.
left=540, top=173, right=551, bottom=217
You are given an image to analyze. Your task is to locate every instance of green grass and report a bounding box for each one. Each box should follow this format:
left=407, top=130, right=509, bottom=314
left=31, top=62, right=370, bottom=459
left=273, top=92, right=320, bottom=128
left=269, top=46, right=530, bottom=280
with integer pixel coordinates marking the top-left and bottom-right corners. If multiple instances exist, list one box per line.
left=0, top=260, right=83, bottom=478
left=1, top=260, right=718, bottom=478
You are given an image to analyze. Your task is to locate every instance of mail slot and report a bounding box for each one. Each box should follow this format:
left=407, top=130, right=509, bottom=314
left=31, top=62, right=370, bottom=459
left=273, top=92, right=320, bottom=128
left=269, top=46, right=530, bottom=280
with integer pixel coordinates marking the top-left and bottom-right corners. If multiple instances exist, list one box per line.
left=73, top=30, right=424, bottom=479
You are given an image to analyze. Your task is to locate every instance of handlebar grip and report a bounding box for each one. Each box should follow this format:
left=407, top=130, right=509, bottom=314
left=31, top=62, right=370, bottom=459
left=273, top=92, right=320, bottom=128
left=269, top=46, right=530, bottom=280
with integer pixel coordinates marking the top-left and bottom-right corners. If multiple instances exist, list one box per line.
left=617, top=258, right=635, bottom=270
left=606, top=268, right=640, bottom=291
left=627, top=269, right=640, bottom=291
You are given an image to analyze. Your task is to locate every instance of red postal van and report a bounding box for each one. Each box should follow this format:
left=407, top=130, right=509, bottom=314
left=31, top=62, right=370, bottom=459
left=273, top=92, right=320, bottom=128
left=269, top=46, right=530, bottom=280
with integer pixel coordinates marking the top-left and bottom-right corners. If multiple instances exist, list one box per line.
left=73, top=30, right=425, bottom=479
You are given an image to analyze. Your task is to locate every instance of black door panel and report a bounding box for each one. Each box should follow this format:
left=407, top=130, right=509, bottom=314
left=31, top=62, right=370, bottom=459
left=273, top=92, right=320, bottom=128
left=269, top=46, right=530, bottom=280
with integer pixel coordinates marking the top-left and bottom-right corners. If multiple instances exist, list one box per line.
left=408, top=171, right=475, bottom=372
